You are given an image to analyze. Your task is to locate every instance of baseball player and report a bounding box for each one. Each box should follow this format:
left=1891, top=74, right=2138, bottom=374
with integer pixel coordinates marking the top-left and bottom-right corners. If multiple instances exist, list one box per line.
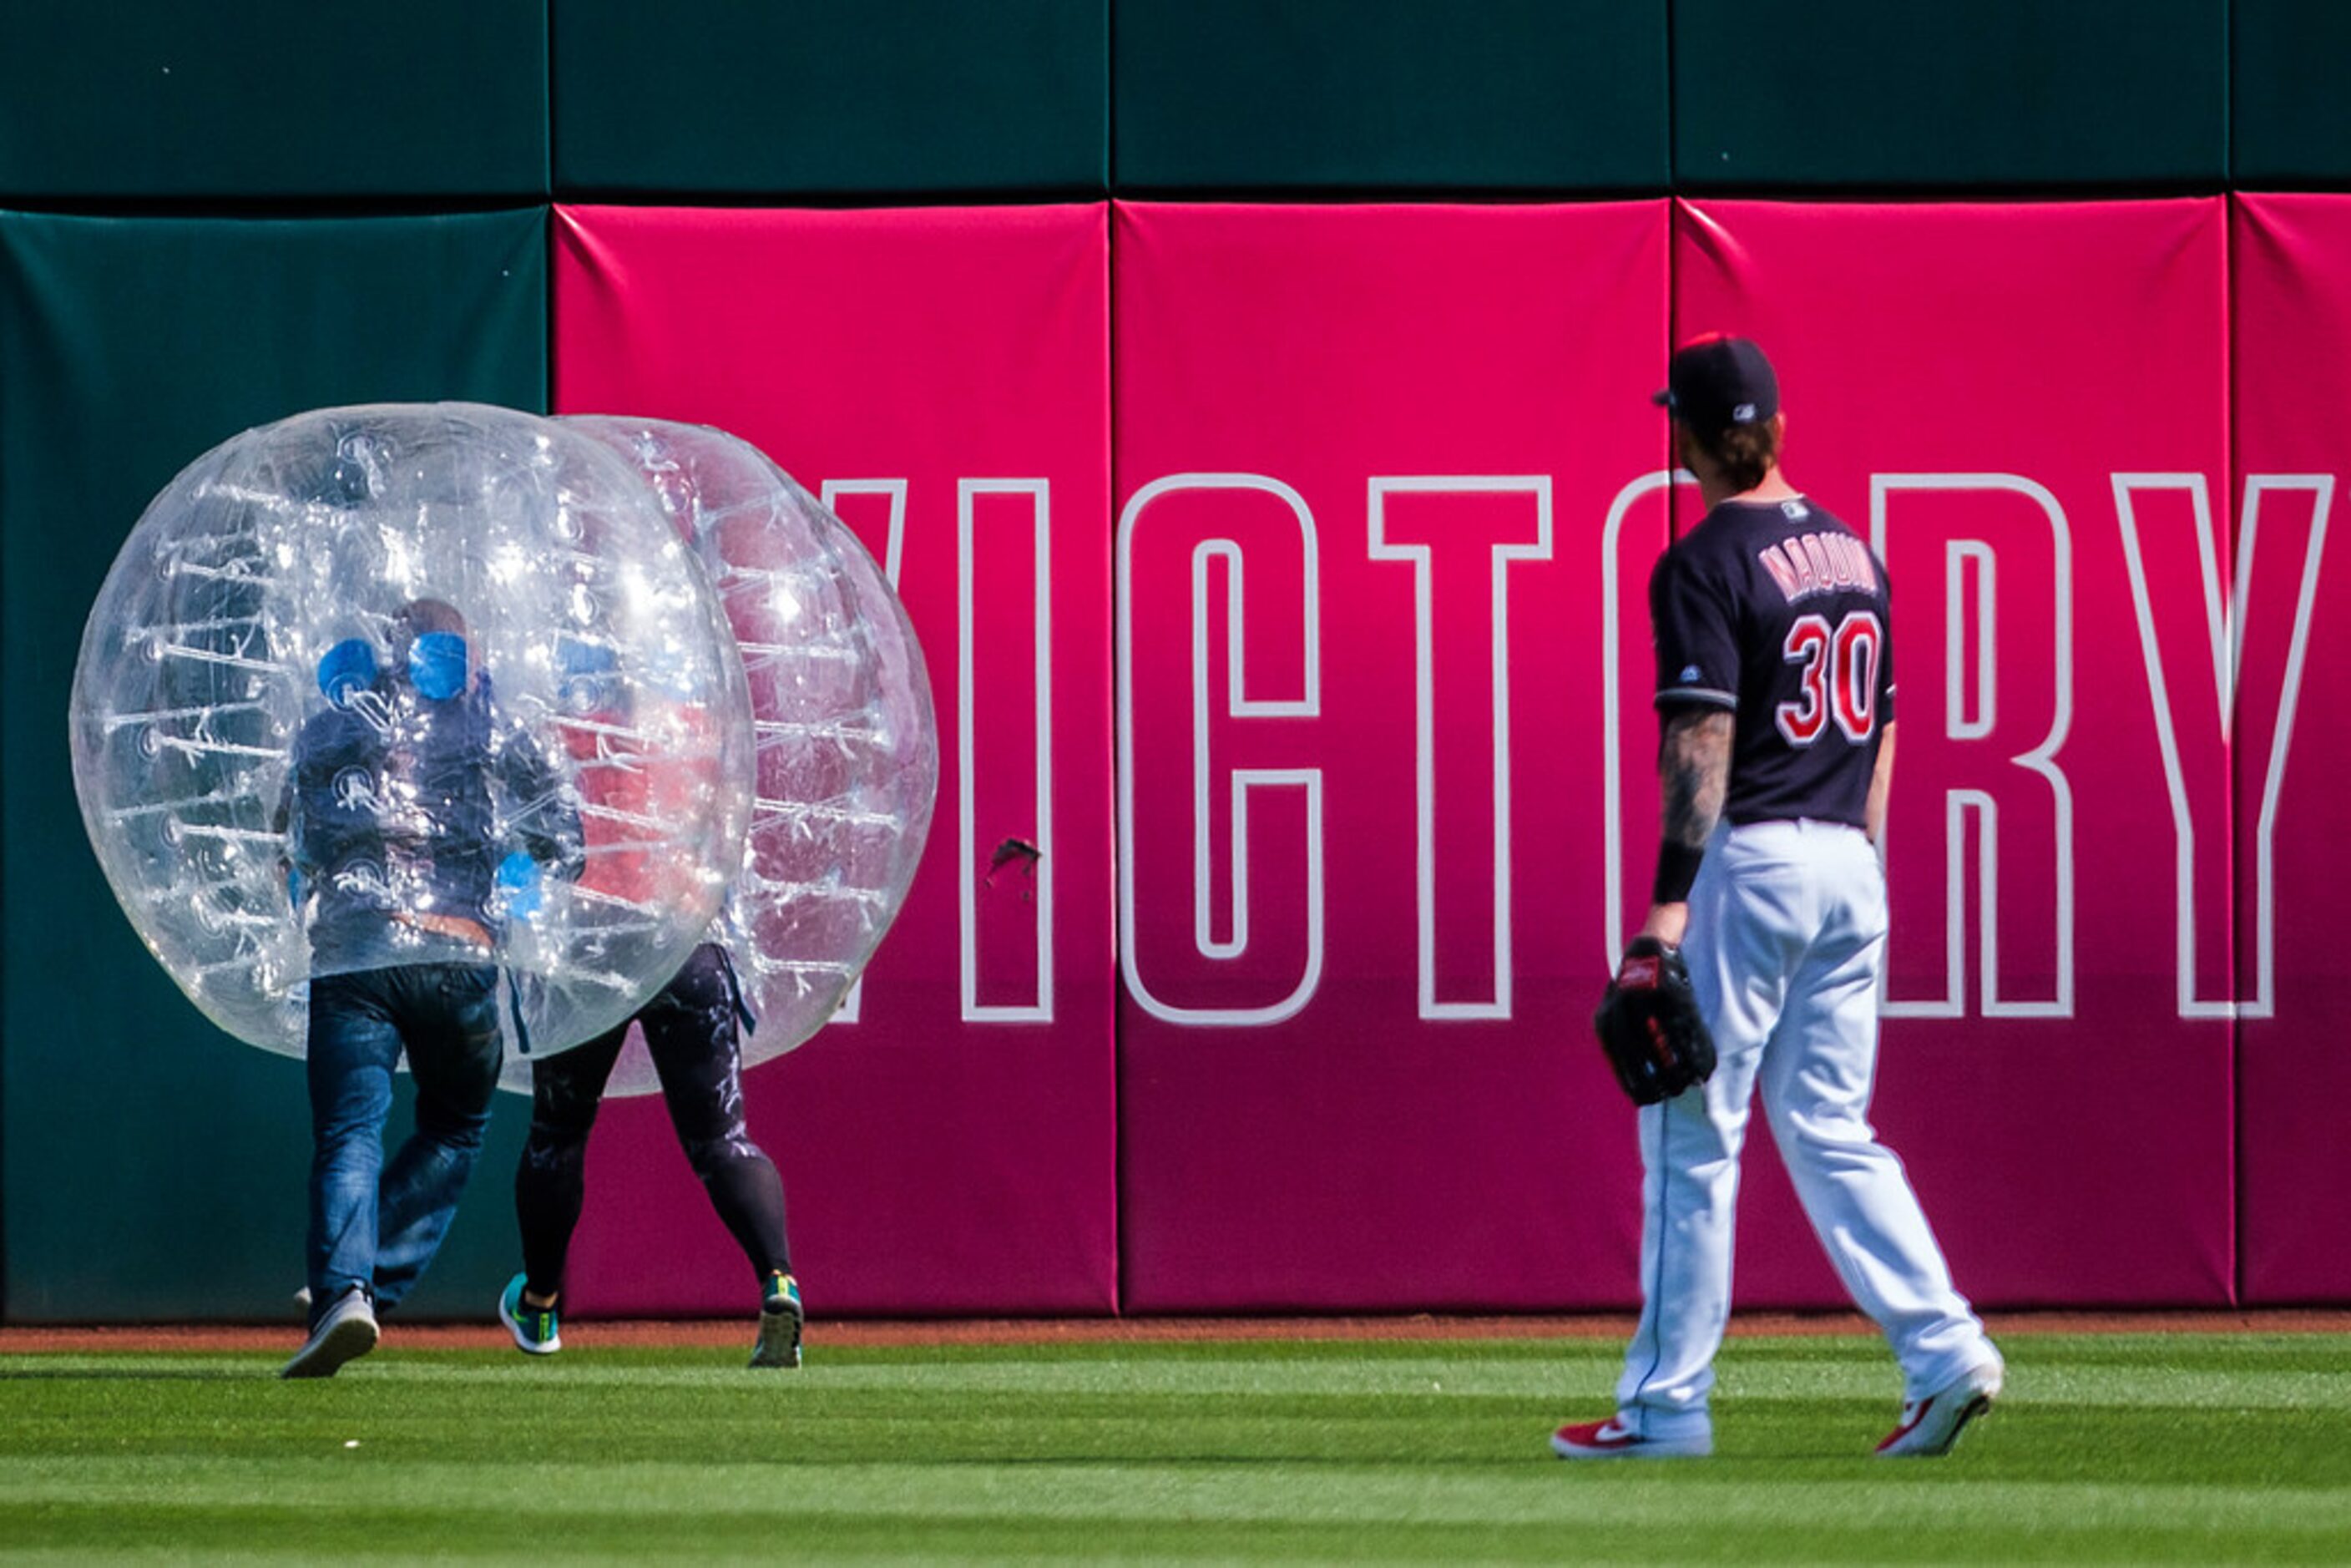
left=1555, top=336, right=2002, bottom=1459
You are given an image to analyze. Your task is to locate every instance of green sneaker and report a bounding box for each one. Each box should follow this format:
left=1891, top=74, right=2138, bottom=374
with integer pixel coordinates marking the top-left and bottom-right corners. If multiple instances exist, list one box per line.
left=498, top=1273, right=562, bottom=1356
left=751, top=1272, right=803, bottom=1369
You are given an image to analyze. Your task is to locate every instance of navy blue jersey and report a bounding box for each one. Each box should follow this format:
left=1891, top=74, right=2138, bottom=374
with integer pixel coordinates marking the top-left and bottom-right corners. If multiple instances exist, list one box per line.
left=1650, top=496, right=1894, bottom=828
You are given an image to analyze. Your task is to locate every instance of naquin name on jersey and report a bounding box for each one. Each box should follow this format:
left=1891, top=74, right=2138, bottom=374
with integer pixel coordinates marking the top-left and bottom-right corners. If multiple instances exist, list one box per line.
left=1757, top=528, right=1881, bottom=604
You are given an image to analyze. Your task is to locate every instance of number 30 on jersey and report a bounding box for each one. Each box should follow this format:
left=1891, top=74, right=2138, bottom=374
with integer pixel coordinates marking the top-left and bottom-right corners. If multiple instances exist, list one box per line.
left=1776, top=610, right=1883, bottom=745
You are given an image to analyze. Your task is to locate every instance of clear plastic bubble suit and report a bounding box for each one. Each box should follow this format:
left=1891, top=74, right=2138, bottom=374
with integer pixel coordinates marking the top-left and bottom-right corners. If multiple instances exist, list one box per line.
left=69, top=403, right=755, bottom=1071
left=568, top=417, right=937, bottom=1090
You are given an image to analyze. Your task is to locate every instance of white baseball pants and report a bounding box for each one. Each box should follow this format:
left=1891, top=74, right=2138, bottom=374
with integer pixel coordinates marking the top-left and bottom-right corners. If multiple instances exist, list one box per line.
left=1615, top=819, right=1993, bottom=1439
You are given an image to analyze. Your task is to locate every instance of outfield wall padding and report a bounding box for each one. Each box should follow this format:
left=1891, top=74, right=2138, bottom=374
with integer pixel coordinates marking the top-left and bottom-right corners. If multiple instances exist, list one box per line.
left=1673, top=1, right=2227, bottom=190
left=0, top=2, right=547, bottom=201
left=551, top=1, right=1107, bottom=197
left=1110, top=200, right=1671, bottom=1309
left=553, top=204, right=1118, bottom=1315
left=2232, top=193, right=2351, bottom=1303
left=1112, top=0, right=1666, bottom=193
left=1673, top=199, right=2236, bottom=1306
left=0, top=210, right=548, bottom=1320
left=8, top=195, right=2348, bottom=1316
left=0, top=3, right=2343, bottom=207
left=2232, top=4, right=2351, bottom=189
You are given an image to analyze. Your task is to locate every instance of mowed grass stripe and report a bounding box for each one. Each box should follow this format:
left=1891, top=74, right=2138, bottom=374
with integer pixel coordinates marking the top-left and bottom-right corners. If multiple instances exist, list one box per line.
left=12, top=1510, right=2327, bottom=1567
left=6, top=1455, right=2351, bottom=1530
left=8, top=1337, right=2347, bottom=1405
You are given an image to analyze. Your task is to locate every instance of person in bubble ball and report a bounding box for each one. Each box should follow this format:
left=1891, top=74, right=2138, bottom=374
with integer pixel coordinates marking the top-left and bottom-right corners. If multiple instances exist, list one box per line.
left=497, top=640, right=802, bottom=1369
left=276, top=597, right=583, bottom=1378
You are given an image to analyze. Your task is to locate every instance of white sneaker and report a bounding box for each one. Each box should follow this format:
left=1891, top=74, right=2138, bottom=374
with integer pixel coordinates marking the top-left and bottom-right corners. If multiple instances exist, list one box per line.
left=1550, top=1416, right=1711, bottom=1459
left=281, top=1286, right=378, bottom=1379
left=1878, top=1355, right=2003, bottom=1457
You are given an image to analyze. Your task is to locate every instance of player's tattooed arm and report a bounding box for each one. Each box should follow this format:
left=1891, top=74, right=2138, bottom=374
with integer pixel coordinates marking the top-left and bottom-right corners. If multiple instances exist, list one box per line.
left=1660, top=709, right=1734, bottom=849
left=1638, top=709, right=1733, bottom=948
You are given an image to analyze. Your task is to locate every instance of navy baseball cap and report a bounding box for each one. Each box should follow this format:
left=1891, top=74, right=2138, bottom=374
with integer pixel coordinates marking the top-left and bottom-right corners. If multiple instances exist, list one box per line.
left=1652, top=335, right=1780, bottom=435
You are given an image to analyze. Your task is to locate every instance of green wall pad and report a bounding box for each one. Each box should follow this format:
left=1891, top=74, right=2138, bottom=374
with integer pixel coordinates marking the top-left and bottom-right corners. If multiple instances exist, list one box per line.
left=0, top=210, right=545, bottom=1321
left=0, top=3, right=545, bottom=201
left=552, top=1, right=1106, bottom=196
left=1674, top=0, right=2225, bottom=190
left=1114, top=0, right=1665, bottom=192
left=2233, top=0, right=2351, bottom=186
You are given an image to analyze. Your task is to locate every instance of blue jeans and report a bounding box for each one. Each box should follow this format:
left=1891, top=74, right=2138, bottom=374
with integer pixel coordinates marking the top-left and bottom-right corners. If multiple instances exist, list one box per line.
left=306, top=964, right=503, bottom=1320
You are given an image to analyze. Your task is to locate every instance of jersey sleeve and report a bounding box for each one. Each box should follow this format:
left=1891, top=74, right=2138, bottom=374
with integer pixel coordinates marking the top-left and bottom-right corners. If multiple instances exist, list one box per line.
left=1877, top=556, right=1898, bottom=724
left=1649, top=546, right=1740, bottom=711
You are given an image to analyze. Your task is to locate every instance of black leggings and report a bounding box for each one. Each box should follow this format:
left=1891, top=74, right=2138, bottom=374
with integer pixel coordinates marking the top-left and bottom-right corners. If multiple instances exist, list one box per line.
left=515, top=943, right=790, bottom=1298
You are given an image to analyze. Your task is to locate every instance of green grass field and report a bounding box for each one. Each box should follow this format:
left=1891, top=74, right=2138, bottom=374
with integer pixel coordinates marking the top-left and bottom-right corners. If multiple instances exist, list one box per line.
left=3, top=1332, right=2347, bottom=1561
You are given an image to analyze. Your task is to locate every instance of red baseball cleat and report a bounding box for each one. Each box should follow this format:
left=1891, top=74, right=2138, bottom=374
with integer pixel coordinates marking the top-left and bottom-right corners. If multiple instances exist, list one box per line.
left=1550, top=1416, right=1711, bottom=1459
left=1877, top=1356, right=2004, bottom=1458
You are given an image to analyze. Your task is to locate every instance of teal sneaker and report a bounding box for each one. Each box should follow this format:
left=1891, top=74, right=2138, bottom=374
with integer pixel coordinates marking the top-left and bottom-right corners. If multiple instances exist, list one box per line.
left=498, top=1273, right=562, bottom=1356
left=751, top=1272, right=803, bottom=1369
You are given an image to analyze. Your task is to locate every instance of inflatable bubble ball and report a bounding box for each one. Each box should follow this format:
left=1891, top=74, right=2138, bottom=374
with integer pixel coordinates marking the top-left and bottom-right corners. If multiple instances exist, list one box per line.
left=568, top=416, right=937, bottom=1090
left=69, top=402, right=755, bottom=1067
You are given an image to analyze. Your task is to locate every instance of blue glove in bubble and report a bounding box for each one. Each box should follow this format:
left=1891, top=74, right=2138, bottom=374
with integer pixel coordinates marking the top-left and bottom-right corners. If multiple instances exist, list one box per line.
left=316, top=639, right=379, bottom=709
left=408, top=630, right=468, bottom=701
left=495, top=850, right=544, bottom=922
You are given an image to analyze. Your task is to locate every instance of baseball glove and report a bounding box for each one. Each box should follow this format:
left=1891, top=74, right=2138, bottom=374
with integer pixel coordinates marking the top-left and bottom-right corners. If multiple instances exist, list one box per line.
left=1592, top=937, right=1716, bottom=1105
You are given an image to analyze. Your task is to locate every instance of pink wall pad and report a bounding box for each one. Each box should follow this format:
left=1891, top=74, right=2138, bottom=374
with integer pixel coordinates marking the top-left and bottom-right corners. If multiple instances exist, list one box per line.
left=553, top=205, right=1115, bottom=1315
left=1115, top=201, right=1674, bottom=1310
left=1676, top=199, right=2234, bottom=1306
left=2232, top=195, right=2351, bottom=1302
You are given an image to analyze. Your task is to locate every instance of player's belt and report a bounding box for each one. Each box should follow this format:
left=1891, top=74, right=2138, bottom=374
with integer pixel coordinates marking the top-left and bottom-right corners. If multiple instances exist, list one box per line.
left=393, top=910, right=494, bottom=948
